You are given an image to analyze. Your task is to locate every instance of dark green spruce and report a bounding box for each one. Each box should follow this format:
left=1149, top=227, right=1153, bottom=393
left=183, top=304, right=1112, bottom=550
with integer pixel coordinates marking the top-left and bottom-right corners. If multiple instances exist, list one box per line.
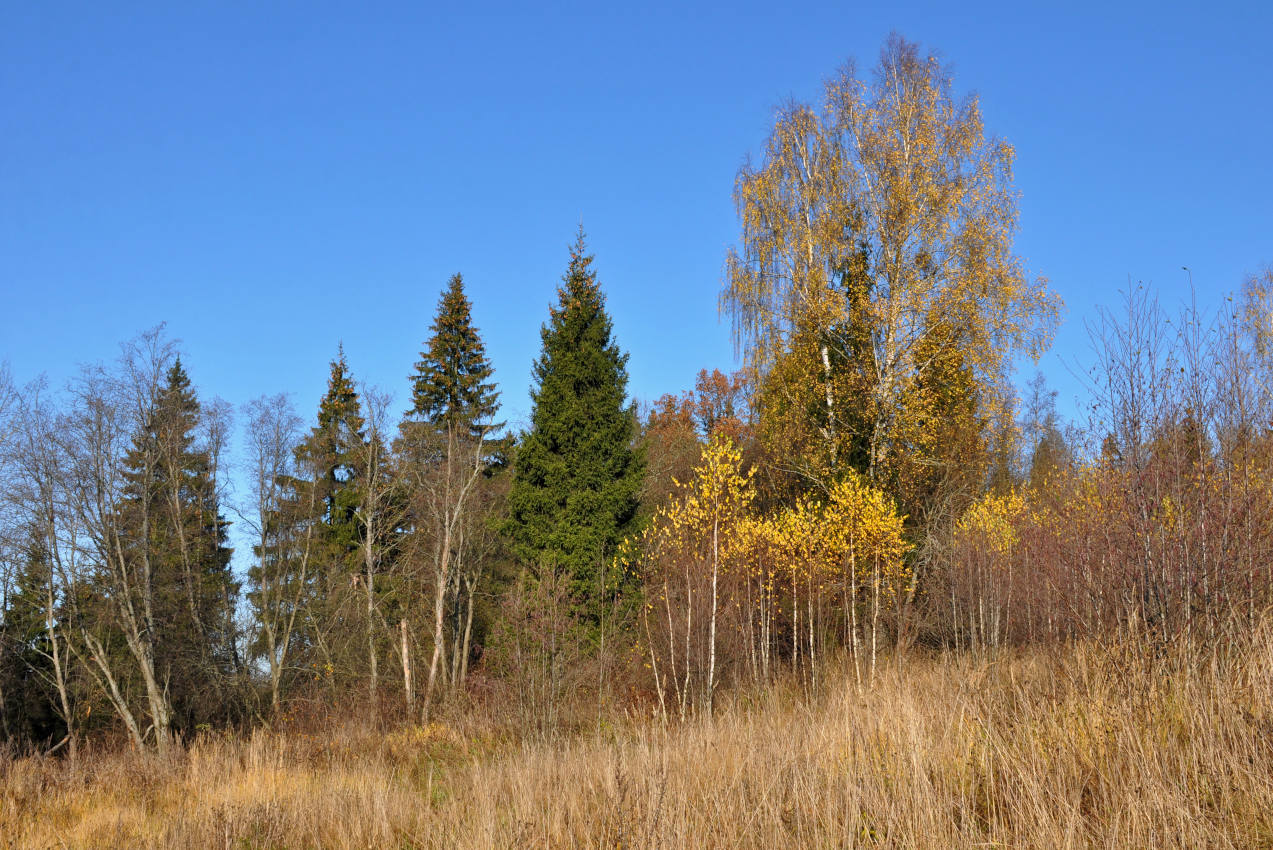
left=409, top=273, right=500, bottom=436
left=296, top=346, right=366, bottom=567
left=288, top=347, right=368, bottom=687
left=506, top=232, right=644, bottom=606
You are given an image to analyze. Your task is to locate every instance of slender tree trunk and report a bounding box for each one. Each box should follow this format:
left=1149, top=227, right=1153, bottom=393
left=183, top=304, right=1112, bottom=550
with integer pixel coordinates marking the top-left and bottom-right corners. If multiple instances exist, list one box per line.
left=807, top=570, right=816, bottom=692
left=870, top=552, right=880, bottom=685
left=366, top=550, right=378, bottom=711
left=707, top=514, right=719, bottom=715
left=682, top=563, right=692, bottom=719
left=459, top=574, right=477, bottom=685
left=821, top=344, right=837, bottom=470
left=644, top=606, right=667, bottom=721
left=850, top=544, right=861, bottom=688
left=45, top=586, right=77, bottom=760
left=401, top=618, right=414, bottom=715
left=662, top=578, right=679, bottom=715
left=134, top=506, right=174, bottom=753
left=450, top=574, right=464, bottom=684
left=422, top=526, right=451, bottom=722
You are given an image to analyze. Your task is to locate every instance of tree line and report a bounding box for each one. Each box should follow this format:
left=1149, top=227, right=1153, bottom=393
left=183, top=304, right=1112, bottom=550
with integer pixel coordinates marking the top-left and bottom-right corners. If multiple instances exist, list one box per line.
left=3, top=35, right=1271, bottom=755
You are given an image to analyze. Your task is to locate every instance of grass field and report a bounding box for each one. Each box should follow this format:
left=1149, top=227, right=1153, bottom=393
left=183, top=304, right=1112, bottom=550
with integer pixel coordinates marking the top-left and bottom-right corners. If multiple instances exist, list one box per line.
left=5, top=631, right=1272, bottom=848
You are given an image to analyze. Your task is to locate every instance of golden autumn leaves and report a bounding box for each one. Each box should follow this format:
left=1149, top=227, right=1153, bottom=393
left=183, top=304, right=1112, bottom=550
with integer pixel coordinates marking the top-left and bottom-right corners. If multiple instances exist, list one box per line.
left=723, top=35, right=1060, bottom=490
left=620, top=35, right=1070, bottom=718
left=622, top=435, right=911, bottom=716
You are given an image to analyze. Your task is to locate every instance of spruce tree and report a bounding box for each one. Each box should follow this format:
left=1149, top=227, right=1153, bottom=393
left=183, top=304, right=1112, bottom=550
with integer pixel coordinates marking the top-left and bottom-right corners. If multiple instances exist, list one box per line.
left=289, top=347, right=367, bottom=689
left=296, top=346, right=366, bottom=562
left=409, top=273, right=500, bottom=436
left=400, top=274, right=505, bottom=705
left=506, top=232, right=643, bottom=604
left=117, top=358, right=237, bottom=733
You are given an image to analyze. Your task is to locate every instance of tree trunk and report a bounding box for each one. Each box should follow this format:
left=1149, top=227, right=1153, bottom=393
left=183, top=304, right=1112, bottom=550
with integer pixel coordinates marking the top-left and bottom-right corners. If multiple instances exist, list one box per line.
left=706, top=514, right=719, bottom=716
left=422, top=527, right=451, bottom=722
left=365, top=534, right=378, bottom=711
left=401, top=618, right=414, bottom=715
left=459, top=574, right=477, bottom=685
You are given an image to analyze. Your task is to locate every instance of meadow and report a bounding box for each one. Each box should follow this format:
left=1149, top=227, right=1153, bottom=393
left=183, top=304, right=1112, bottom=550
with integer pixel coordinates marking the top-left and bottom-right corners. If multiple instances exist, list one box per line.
left=6, top=629, right=1271, bottom=849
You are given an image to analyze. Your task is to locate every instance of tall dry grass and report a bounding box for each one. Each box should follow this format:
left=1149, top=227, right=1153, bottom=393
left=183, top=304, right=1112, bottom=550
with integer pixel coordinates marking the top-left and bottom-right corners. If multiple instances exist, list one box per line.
left=5, top=631, right=1273, bottom=848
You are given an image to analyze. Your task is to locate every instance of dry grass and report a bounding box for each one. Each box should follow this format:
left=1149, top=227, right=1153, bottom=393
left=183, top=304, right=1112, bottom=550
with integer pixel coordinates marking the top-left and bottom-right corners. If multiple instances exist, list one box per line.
left=6, top=634, right=1273, bottom=849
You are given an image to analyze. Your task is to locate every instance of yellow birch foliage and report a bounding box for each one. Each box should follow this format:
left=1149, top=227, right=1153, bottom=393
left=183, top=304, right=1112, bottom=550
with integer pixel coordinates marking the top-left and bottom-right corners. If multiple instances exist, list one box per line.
left=724, top=34, right=1060, bottom=489
left=955, top=491, right=1026, bottom=559
left=635, top=435, right=756, bottom=709
left=765, top=473, right=911, bottom=603
left=823, top=472, right=911, bottom=599
left=647, top=434, right=755, bottom=566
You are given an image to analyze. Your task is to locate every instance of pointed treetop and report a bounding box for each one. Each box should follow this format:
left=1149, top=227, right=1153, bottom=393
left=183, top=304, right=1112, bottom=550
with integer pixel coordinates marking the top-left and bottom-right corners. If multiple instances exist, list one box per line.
left=316, top=346, right=364, bottom=439
left=161, top=356, right=195, bottom=404
left=409, top=273, right=500, bottom=435
left=507, top=237, right=643, bottom=598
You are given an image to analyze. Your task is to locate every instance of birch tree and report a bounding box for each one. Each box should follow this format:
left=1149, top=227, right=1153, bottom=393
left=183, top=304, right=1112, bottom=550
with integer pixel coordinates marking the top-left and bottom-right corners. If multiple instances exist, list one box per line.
left=242, top=394, right=309, bottom=715
left=723, top=34, right=1059, bottom=496
left=638, top=435, right=754, bottom=717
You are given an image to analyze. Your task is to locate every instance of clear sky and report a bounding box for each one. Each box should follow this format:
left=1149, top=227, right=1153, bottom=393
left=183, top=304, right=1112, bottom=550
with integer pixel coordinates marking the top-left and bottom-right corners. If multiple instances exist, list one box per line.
left=4, top=1, right=1270, bottom=443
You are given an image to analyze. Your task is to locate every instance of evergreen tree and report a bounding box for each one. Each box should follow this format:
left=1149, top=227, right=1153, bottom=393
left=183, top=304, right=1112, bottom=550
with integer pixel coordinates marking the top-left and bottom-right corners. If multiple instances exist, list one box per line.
left=0, top=540, right=65, bottom=749
left=401, top=274, right=504, bottom=704
left=296, top=346, right=366, bottom=564
left=409, top=273, right=500, bottom=436
left=289, top=347, right=367, bottom=690
left=506, top=232, right=644, bottom=604
left=117, top=359, right=237, bottom=733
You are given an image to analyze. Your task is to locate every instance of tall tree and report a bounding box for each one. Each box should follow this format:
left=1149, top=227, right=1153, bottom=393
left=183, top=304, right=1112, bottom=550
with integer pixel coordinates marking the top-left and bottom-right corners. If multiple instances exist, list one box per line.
left=242, top=393, right=309, bottom=715
left=116, top=358, right=237, bottom=734
left=291, top=347, right=367, bottom=695
left=723, top=34, right=1060, bottom=497
left=299, top=348, right=366, bottom=560
left=507, top=232, right=644, bottom=607
left=410, top=274, right=500, bottom=435
left=400, top=273, right=501, bottom=714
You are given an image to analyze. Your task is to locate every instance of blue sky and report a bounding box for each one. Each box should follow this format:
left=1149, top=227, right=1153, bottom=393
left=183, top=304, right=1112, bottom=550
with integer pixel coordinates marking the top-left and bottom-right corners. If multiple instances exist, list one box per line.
left=4, top=0, right=1271, bottom=444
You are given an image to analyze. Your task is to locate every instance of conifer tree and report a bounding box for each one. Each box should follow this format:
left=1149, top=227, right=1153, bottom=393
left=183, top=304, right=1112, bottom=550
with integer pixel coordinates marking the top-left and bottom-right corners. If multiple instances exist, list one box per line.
left=297, top=347, right=366, bottom=560
left=410, top=274, right=500, bottom=436
left=401, top=274, right=502, bottom=710
left=117, top=359, right=237, bottom=733
left=507, top=232, right=644, bottom=605
left=290, top=347, right=367, bottom=691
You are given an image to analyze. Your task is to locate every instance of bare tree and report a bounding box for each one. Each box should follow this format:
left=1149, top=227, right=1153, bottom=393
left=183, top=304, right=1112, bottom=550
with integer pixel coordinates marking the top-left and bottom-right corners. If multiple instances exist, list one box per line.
left=4, top=379, right=81, bottom=757
left=400, top=414, right=493, bottom=719
left=57, top=330, right=177, bottom=751
left=351, top=386, right=404, bottom=713
left=241, top=394, right=308, bottom=715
